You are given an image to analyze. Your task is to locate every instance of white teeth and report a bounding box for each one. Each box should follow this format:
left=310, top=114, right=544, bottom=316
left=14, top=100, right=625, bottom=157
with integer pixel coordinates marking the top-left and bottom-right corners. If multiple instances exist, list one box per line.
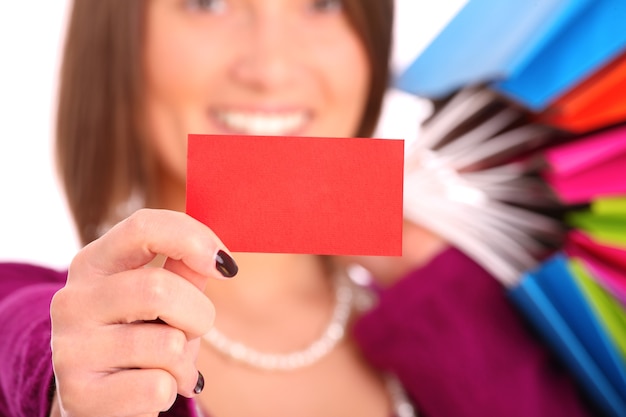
left=216, top=111, right=307, bottom=135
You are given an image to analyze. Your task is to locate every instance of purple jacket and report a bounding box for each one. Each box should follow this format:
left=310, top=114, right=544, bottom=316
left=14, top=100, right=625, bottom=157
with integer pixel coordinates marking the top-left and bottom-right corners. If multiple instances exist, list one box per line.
left=0, top=248, right=594, bottom=417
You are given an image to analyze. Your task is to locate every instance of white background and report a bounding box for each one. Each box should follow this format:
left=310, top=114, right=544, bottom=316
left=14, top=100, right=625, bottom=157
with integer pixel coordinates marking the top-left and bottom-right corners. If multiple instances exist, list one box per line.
left=0, top=0, right=465, bottom=268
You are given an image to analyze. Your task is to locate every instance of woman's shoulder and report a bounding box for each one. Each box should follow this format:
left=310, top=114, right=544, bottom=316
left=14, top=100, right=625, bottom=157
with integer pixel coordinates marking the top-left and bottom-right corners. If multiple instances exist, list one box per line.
left=0, top=261, right=67, bottom=280
left=0, top=261, right=67, bottom=296
left=385, top=246, right=495, bottom=298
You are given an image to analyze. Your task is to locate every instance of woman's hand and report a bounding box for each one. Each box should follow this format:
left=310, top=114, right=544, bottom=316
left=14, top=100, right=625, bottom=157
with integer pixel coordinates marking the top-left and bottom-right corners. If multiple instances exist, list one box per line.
left=340, top=220, right=449, bottom=287
left=50, top=209, right=237, bottom=417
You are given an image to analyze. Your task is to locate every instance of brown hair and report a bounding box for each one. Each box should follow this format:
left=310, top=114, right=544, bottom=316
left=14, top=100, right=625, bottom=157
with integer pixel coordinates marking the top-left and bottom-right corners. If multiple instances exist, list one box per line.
left=56, top=0, right=394, bottom=245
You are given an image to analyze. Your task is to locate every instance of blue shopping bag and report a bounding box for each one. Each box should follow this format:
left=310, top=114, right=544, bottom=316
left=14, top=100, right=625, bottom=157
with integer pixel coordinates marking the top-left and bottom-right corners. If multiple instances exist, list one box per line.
left=509, top=255, right=626, bottom=417
left=494, top=0, right=626, bottom=110
left=396, top=0, right=591, bottom=98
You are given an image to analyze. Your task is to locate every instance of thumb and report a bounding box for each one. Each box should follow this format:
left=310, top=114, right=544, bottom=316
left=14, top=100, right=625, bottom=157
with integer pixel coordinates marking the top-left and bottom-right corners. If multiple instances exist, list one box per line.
left=163, top=258, right=210, bottom=291
left=163, top=248, right=239, bottom=291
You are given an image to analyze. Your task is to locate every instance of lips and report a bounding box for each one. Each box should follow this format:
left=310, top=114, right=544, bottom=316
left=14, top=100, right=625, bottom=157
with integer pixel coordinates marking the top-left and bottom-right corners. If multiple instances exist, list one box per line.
left=214, top=110, right=309, bottom=135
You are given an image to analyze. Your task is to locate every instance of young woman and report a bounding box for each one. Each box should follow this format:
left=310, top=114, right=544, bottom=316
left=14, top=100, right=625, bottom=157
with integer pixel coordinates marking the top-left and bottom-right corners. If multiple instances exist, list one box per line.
left=0, top=1, right=595, bottom=416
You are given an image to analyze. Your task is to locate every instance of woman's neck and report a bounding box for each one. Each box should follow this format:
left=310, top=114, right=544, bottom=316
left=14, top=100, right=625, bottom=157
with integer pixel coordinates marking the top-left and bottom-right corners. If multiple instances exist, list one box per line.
left=201, top=253, right=336, bottom=354
left=204, top=253, right=330, bottom=305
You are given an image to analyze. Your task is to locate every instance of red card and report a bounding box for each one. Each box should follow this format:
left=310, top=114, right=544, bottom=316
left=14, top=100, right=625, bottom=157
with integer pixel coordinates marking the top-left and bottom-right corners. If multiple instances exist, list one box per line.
left=186, top=135, right=404, bottom=255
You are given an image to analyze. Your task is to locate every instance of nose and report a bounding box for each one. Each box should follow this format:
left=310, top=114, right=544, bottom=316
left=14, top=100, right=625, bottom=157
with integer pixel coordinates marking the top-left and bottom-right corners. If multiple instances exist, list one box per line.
left=231, top=10, right=298, bottom=91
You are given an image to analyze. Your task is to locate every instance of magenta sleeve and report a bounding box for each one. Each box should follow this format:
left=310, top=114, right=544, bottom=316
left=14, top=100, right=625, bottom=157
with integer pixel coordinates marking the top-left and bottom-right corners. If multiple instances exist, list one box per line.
left=352, top=248, right=595, bottom=417
left=0, top=263, right=65, bottom=417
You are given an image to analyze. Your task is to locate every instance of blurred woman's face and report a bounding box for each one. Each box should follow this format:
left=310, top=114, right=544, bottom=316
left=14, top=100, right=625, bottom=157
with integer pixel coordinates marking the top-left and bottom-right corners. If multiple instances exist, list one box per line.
left=142, top=0, right=371, bottom=197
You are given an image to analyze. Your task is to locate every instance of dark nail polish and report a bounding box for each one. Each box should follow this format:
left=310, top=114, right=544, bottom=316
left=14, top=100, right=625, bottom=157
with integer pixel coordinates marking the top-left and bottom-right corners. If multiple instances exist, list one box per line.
left=215, top=250, right=238, bottom=278
left=194, top=371, right=205, bottom=395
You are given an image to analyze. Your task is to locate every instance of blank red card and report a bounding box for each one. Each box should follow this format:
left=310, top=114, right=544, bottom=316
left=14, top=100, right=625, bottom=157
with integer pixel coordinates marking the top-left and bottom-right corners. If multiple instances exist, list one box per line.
left=186, top=134, right=404, bottom=255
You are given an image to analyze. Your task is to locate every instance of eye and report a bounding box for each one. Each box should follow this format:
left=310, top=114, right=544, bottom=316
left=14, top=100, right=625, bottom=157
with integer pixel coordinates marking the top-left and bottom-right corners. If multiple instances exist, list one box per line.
left=310, top=0, right=343, bottom=13
left=184, top=0, right=227, bottom=13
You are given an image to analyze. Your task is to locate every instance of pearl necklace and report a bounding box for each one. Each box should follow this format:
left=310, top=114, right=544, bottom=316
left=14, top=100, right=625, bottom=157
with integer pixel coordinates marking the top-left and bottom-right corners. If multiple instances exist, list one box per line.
left=202, top=271, right=353, bottom=371
left=199, top=268, right=417, bottom=416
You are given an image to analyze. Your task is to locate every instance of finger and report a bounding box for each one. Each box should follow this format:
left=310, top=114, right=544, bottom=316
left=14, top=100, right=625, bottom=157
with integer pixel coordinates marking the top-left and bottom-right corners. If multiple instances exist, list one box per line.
left=84, top=267, right=215, bottom=337
left=65, top=323, right=200, bottom=397
left=71, top=209, right=236, bottom=282
left=58, top=368, right=177, bottom=417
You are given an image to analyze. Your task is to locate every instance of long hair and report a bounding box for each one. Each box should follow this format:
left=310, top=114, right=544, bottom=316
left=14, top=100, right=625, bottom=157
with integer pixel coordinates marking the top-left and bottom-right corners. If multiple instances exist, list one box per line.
left=56, top=0, right=394, bottom=245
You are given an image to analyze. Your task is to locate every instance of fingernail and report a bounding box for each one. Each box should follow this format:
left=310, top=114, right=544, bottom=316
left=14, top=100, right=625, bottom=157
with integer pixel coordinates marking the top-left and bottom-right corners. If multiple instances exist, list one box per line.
left=194, top=371, right=205, bottom=395
left=215, top=250, right=238, bottom=278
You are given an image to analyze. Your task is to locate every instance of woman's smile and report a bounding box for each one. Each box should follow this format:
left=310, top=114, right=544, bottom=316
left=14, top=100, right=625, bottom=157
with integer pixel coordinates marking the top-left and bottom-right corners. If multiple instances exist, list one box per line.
left=212, top=108, right=310, bottom=135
